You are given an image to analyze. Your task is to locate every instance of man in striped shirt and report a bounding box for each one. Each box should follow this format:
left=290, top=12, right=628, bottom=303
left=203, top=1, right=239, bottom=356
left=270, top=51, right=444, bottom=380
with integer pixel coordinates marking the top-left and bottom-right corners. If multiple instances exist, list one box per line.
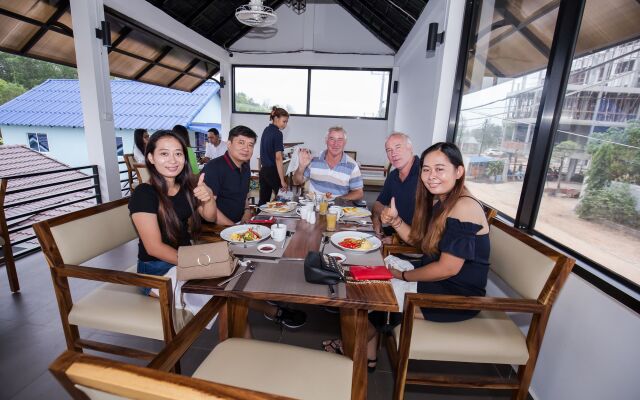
left=293, top=126, right=364, bottom=201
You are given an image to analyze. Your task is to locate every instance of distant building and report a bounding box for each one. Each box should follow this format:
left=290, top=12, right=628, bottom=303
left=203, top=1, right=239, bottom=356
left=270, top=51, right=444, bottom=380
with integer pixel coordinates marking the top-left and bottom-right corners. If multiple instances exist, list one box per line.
left=0, top=79, right=221, bottom=167
left=505, top=39, right=640, bottom=148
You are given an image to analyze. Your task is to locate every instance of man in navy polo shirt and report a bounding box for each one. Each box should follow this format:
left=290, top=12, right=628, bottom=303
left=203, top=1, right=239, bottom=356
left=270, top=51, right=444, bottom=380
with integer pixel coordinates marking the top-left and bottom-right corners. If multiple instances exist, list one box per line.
left=372, top=132, right=420, bottom=239
left=202, top=125, right=257, bottom=225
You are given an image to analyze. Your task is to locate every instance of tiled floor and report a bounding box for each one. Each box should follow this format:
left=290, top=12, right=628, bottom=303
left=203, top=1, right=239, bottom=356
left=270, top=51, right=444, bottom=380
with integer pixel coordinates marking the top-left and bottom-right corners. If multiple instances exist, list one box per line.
left=1, top=242, right=522, bottom=399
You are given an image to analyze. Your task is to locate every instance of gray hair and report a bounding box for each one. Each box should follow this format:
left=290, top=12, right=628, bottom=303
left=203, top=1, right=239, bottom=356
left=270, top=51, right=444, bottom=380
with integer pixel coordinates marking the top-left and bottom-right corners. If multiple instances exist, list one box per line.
left=385, top=132, right=413, bottom=148
left=326, top=126, right=347, bottom=141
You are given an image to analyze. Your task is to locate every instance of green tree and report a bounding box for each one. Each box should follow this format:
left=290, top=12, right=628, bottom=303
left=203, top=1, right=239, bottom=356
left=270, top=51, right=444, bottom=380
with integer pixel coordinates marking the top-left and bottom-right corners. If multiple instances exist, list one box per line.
left=486, top=160, right=504, bottom=182
left=0, top=78, right=26, bottom=105
left=235, top=92, right=268, bottom=113
left=472, top=119, right=503, bottom=155
left=0, top=51, right=77, bottom=90
left=577, top=121, right=640, bottom=229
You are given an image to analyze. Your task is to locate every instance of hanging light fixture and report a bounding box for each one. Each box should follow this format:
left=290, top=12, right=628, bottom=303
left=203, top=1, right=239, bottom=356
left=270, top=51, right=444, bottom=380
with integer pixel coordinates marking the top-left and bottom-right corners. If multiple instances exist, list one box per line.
left=286, top=0, right=306, bottom=15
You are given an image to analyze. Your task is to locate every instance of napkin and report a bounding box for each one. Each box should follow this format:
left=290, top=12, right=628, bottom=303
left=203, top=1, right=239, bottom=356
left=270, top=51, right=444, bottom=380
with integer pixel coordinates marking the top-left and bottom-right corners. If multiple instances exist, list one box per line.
left=384, top=255, right=418, bottom=311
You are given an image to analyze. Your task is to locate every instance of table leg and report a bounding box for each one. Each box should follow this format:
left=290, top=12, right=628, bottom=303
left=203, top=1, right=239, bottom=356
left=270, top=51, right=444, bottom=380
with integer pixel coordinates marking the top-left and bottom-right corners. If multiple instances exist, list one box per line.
left=227, top=298, right=249, bottom=338
left=340, top=308, right=369, bottom=400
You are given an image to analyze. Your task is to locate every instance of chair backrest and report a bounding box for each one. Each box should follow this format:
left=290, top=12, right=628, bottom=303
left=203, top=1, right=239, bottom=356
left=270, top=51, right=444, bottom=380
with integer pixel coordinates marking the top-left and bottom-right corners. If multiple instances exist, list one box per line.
left=135, top=166, right=150, bottom=184
left=50, top=351, right=288, bottom=400
left=122, top=154, right=136, bottom=189
left=344, top=150, right=357, bottom=161
left=38, top=198, right=137, bottom=266
left=488, top=219, right=560, bottom=300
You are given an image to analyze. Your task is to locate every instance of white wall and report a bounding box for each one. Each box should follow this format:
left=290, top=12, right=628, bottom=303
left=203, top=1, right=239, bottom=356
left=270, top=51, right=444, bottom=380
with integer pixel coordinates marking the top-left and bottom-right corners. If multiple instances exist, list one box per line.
left=230, top=0, right=397, bottom=168
left=527, top=275, right=640, bottom=400
left=230, top=113, right=390, bottom=168
left=393, top=0, right=465, bottom=153
left=232, top=1, right=393, bottom=55
left=1, top=125, right=134, bottom=167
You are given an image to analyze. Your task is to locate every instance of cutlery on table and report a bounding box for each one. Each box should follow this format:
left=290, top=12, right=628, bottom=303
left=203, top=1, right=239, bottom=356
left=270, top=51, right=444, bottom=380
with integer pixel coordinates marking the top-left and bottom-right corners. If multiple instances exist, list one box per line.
left=218, top=261, right=255, bottom=287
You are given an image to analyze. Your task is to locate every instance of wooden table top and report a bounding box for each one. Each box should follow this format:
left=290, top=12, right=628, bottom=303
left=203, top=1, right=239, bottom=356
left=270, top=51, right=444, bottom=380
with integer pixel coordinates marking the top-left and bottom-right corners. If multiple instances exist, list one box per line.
left=185, top=214, right=398, bottom=312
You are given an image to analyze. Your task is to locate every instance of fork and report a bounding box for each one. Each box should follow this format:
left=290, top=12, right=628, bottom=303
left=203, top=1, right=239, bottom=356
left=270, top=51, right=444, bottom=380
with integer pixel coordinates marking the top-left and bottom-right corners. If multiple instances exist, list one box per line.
left=217, top=262, right=255, bottom=287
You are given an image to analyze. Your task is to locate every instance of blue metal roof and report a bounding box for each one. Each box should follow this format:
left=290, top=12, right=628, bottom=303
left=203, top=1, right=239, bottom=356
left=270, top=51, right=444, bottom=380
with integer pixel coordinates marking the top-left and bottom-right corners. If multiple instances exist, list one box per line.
left=0, top=79, right=220, bottom=130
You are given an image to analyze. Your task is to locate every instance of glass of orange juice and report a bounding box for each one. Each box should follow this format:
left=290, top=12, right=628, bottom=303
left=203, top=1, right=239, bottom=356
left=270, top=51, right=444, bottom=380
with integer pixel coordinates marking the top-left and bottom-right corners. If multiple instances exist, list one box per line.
left=326, top=210, right=338, bottom=231
left=319, top=199, right=329, bottom=215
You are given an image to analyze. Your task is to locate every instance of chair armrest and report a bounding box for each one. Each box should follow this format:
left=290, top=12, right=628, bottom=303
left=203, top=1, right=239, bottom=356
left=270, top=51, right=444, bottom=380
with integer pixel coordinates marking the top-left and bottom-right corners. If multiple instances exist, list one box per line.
left=405, top=293, right=544, bottom=314
left=148, top=297, right=226, bottom=372
left=58, top=264, right=170, bottom=289
left=383, top=243, right=421, bottom=257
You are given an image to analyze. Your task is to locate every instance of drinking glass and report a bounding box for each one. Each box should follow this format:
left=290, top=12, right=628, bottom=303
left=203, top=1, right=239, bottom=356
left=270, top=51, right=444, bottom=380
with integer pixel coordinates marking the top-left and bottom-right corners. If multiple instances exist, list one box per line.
left=326, top=211, right=338, bottom=232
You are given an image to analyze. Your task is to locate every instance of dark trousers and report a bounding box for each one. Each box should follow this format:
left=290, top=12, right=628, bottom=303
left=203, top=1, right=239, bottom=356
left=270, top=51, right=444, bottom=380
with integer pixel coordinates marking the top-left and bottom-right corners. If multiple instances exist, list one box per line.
left=258, top=166, right=281, bottom=206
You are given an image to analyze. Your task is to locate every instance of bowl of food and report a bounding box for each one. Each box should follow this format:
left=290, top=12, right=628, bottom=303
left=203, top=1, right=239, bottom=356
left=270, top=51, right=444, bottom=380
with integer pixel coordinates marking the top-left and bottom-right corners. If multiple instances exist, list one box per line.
left=327, top=252, right=347, bottom=263
left=257, top=243, right=277, bottom=253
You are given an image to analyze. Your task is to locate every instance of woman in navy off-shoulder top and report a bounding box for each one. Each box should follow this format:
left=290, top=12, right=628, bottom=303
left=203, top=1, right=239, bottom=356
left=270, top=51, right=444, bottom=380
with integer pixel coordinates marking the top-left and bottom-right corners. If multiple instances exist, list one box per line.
left=378, top=142, right=490, bottom=367
left=322, top=142, right=490, bottom=370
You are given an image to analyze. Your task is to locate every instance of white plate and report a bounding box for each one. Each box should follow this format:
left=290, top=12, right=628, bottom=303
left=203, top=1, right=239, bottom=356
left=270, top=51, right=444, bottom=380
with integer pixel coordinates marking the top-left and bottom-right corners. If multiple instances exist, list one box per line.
left=340, top=207, right=372, bottom=218
left=259, top=202, right=296, bottom=214
left=330, top=231, right=381, bottom=253
left=327, top=252, right=347, bottom=263
left=305, top=192, right=337, bottom=202
left=257, top=243, right=277, bottom=253
left=220, top=224, right=271, bottom=245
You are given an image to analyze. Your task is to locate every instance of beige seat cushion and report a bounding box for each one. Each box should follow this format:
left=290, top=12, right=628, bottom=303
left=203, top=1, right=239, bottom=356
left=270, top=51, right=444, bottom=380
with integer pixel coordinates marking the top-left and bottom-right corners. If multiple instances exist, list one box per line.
left=394, top=311, right=529, bottom=365
left=68, top=266, right=192, bottom=341
left=194, top=338, right=353, bottom=400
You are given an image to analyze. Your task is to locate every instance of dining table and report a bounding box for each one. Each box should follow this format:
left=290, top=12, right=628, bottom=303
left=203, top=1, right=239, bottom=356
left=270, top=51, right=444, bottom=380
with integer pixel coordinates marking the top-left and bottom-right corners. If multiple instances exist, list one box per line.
left=184, top=207, right=399, bottom=400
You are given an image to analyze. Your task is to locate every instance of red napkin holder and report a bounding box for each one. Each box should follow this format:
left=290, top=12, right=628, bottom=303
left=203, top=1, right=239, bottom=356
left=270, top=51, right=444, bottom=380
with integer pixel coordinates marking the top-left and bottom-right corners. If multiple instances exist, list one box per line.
left=349, top=265, right=393, bottom=281
left=249, top=215, right=276, bottom=226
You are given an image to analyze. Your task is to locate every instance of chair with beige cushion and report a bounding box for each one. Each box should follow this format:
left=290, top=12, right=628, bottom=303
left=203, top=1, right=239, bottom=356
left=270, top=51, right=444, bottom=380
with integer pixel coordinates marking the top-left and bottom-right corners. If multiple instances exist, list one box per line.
left=386, top=218, right=575, bottom=400
left=33, top=198, right=192, bottom=363
left=51, top=296, right=354, bottom=400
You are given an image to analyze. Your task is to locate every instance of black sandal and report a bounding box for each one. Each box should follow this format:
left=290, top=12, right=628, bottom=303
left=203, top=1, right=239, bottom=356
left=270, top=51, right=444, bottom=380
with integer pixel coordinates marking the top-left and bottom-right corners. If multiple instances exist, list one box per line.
left=367, top=358, right=377, bottom=373
left=322, top=339, right=344, bottom=355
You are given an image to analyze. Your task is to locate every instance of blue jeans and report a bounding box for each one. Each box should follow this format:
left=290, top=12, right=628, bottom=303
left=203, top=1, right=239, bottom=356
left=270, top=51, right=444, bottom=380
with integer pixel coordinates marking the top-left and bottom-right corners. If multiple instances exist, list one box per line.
left=137, top=260, right=174, bottom=295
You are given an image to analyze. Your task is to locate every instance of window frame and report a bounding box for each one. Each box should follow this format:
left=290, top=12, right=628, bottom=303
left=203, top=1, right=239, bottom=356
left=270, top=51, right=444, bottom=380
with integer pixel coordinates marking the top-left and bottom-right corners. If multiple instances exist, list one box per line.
left=232, top=64, right=393, bottom=120
left=27, top=132, right=49, bottom=152
left=447, top=0, right=640, bottom=312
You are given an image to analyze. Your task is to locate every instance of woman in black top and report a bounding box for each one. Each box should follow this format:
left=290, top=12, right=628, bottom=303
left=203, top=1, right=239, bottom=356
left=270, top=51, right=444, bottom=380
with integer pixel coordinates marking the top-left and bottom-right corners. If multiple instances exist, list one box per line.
left=128, top=130, right=217, bottom=295
left=258, top=106, right=289, bottom=205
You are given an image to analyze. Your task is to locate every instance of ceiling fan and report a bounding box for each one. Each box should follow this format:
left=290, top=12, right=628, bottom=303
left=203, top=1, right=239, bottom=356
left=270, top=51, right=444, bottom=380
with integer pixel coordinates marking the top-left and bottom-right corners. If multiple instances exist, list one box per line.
left=235, top=0, right=278, bottom=27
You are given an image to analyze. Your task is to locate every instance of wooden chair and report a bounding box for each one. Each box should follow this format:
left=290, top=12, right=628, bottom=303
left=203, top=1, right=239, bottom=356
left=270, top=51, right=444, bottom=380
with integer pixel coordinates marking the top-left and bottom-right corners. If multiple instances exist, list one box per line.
left=133, top=164, right=149, bottom=186
left=33, top=198, right=193, bottom=363
left=0, top=178, right=19, bottom=292
left=49, top=295, right=354, bottom=400
left=122, top=154, right=137, bottom=192
left=382, top=206, right=497, bottom=257
left=50, top=351, right=288, bottom=400
left=386, top=217, right=575, bottom=400
left=344, top=150, right=357, bottom=161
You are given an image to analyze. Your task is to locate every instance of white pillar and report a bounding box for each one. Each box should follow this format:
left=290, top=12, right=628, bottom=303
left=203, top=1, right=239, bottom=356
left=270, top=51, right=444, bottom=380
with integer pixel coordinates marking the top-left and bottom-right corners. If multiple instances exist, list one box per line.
left=219, top=61, right=233, bottom=138
left=70, top=0, right=121, bottom=202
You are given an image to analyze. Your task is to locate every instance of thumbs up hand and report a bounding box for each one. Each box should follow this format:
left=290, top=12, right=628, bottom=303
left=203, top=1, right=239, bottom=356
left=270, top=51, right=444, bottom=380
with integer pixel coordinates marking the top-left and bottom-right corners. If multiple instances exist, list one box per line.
left=381, top=197, right=400, bottom=225
left=193, top=173, right=215, bottom=203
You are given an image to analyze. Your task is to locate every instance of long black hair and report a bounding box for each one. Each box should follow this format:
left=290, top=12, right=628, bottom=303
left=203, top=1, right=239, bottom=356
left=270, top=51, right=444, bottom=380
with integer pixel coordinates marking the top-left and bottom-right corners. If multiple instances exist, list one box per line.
left=144, top=130, right=201, bottom=245
left=133, top=128, right=147, bottom=155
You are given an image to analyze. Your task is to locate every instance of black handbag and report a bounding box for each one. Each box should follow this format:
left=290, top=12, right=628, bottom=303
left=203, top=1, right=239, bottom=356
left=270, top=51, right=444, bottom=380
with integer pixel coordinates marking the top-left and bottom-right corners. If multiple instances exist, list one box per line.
left=304, top=251, right=345, bottom=285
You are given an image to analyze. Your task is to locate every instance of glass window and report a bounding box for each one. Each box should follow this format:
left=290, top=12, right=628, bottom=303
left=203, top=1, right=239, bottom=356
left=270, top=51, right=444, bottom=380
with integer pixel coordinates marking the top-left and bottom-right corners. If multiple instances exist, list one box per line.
left=234, top=67, right=308, bottom=114
left=536, top=0, right=640, bottom=284
left=115, top=136, right=123, bottom=156
left=309, top=69, right=390, bottom=118
left=27, top=132, right=49, bottom=152
left=454, top=1, right=559, bottom=218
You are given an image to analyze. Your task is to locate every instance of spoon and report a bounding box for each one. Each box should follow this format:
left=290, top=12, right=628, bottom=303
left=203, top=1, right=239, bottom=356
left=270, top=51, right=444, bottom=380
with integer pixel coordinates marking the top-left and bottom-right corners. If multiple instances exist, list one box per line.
left=217, top=262, right=255, bottom=287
